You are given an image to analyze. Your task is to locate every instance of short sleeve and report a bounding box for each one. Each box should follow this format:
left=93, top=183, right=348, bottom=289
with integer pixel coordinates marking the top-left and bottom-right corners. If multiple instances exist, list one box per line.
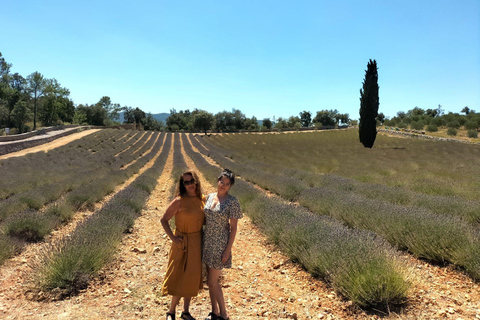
left=228, top=196, right=243, bottom=219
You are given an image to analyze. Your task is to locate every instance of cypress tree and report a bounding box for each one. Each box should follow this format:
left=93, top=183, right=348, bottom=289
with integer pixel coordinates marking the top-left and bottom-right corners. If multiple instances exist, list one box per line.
left=359, top=59, right=379, bottom=148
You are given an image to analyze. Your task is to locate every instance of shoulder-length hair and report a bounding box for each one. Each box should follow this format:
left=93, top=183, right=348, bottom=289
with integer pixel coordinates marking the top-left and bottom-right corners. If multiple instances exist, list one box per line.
left=176, top=171, right=202, bottom=199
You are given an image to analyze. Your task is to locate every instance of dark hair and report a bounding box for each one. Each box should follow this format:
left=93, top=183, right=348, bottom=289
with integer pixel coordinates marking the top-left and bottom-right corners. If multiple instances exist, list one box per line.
left=217, top=168, right=235, bottom=186
left=176, top=171, right=202, bottom=199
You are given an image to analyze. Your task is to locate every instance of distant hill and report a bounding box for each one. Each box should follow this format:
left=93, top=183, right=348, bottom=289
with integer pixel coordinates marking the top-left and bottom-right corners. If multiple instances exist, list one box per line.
left=118, top=112, right=169, bottom=124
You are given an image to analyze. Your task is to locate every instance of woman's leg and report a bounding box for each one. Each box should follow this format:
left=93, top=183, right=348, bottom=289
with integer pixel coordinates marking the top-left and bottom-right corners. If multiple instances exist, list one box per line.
left=183, top=296, right=192, bottom=312
left=168, top=296, right=181, bottom=314
left=206, top=266, right=219, bottom=315
left=207, top=267, right=228, bottom=319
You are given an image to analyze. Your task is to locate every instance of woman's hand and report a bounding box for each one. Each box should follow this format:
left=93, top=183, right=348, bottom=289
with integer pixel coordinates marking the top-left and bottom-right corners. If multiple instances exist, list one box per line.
left=221, top=249, right=230, bottom=264
left=172, top=235, right=183, bottom=245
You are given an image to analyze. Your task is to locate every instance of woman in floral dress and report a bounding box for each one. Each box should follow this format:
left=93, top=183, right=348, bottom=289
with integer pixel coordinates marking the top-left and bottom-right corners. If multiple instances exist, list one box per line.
left=203, top=169, right=242, bottom=320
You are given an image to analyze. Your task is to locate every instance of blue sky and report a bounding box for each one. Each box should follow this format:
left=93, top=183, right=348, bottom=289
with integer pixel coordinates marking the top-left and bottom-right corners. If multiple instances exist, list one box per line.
left=1, top=0, right=479, bottom=120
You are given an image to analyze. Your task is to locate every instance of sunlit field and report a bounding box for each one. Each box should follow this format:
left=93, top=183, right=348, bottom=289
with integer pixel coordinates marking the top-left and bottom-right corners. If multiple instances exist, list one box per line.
left=206, top=129, right=480, bottom=200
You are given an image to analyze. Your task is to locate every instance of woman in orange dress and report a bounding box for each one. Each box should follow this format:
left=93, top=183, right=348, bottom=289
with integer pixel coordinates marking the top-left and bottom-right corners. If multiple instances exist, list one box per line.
left=161, top=171, right=205, bottom=320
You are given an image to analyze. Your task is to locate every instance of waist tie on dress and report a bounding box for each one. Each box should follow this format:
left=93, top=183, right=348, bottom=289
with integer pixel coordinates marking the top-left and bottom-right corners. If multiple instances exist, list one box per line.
left=175, top=230, right=202, bottom=272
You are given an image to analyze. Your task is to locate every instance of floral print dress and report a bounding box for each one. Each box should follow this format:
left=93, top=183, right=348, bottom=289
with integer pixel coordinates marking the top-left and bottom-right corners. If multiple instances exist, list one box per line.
left=203, top=193, right=243, bottom=269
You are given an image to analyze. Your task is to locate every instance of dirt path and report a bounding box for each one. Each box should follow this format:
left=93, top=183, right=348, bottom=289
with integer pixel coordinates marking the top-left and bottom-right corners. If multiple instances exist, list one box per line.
left=0, top=129, right=101, bottom=160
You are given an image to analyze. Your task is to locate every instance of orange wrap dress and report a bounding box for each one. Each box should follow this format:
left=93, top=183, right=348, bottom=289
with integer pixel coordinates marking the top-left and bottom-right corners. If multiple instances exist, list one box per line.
left=162, top=195, right=205, bottom=297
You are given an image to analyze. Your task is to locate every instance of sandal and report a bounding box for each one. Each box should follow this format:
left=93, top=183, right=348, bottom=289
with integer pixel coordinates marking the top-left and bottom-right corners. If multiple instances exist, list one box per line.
left=181, top=311, right=196, bottom=320
left=205, top=312, right=218, bottom=320
left=166, top=312, right=175, bottom=320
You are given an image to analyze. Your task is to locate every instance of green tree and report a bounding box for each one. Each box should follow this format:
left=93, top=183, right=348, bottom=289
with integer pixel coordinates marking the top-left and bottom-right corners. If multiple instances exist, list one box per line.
left=97, top=96, right=122, bottom=121
left=359, top=59, right=379, bottom=148
left=299, top=111, right=312, bottom=127
left=27, top=72, right=50, bottom=130
left=262, top=118, right=272, bottom=130
left=40, top=79, right=73, bottom=125
left=287, top=116, right=301, bottom=128
left=214, top=109, right=246, bottom=131
left=11, top=100, right=32, bottom=133
left=89, top=104, right=108, bottom=126
left=166, top=108, right=191, bottom=131
left=274, top=117, right=288, bottom=129
left=338, top=113, right=350, bottom=125
left=244, top=116, right=260, bottom=131
left=425, top=108, right=438, bottom=118
left=376, top=112, right=385, bottom=125
left=461, top=106, right=470, bottom=115
left=143, top=113, right=164, bottom=131
left=193, top=110, right=214, bottom=134
left=313, top=110, right=336, bottom=127
left=73, top=105, right=88, bottom=124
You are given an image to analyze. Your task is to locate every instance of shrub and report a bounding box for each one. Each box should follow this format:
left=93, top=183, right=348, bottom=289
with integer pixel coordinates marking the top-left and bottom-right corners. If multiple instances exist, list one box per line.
left=426, top=124, right=438, bottom=132
left=410, top=121, right=424, bottom=130
left=3, top=210, right=58, bottom=242
left=465, top=121, right=479, bottom=131
left=46, top=203, right=75, bottom=223
left=467, top=130, right=478, bottom=138
left=397, top=121, right=407, bottom=129
left=19, top=192, right=46, bottom=210
left=0, top=234, right=17, bottom=265
left=447, top=127, right=458, bottom=136
left=447, top=121, right=461, bottom=129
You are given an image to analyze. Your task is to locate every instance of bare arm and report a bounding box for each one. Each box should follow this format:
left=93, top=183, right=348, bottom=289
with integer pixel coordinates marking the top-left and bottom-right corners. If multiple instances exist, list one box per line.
left=221, top=218, right=239, bottom=264
left=160, top=197, right=182, bottom=244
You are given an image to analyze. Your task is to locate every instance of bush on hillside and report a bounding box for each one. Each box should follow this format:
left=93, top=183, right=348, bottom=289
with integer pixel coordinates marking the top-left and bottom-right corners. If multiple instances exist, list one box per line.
left=447, top=121, right=461, bottom=129
left=447, top=128, right=458, bottom=136
left=410, top=121, right=424, bottom=130
left=397, top=121, right=407, bottom=129
left=465, top=121, right=479, bottom=131
left=467, top=130, right=478, bottom=138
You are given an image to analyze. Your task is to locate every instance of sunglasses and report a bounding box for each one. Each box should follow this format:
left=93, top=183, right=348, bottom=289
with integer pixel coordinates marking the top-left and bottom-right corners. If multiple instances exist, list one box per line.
left=183, top=179, right=196, bottom=186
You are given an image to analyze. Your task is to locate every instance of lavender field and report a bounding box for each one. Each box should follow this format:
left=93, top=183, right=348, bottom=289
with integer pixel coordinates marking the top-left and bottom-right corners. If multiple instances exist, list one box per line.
left=2, top=128, right=480, bottom=311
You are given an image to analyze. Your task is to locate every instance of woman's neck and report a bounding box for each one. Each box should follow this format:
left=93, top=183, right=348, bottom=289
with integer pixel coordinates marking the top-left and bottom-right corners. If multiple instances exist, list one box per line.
left=217, top=191, right=228, bottom=199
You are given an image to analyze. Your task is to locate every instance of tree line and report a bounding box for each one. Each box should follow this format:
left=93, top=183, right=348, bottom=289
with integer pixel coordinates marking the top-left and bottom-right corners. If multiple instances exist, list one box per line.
left=0, top=51, right=352, bottom=135
left=165, top=108, right=351, bottom=134
left=378, top=105, right=480, bottom=138
left=0, top=52, right=164, bottom=134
